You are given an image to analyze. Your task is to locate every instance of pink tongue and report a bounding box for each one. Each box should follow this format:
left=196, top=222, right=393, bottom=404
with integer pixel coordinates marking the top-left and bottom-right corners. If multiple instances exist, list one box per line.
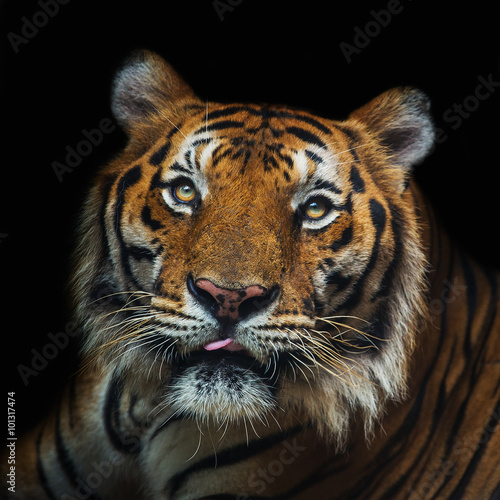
left=203, top=338, right=245, bottom=351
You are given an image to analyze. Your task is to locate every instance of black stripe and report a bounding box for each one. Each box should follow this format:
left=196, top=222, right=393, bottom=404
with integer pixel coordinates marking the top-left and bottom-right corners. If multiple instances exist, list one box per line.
left=333, top=124, right=364, bottom=171
left=361, top=309, right=388, bottom=348
left=490, top=481, right=500, bottom=500
left=55, top=413, right=82, bottom=492
left=241, top=149, right=252, bottom=173
left=166, top=426, right=304, bottom=497
left=183, top=149, right=195, bottom=171
left=230, top=136, right=256, bottom=148
left=36, top=426, right=59, bottom=500
left=305, top=148, right=323, bottom=165
left=448, top=398, right=500, bottom=499
left=89, top=280, right=127, bottom=309
left=201, top=119, right=245, bottom=133
left=114, top=166, right=144, bottom=289
left=115, top=166, right=142, bottom=224
left=329, top=224, right=353, bottom=252
left=334, top=124, right=362, bottom=144
left=127, top=245, right=155, bottom=261
left=231, top=147, right=244, bottom=159
left=170, top=161, right=193, bottom=175
left=325, top=269, right=352, bottom=292
left=55, top=402, right=103, bottom=499
left=274, top=110, right=333, bottom=136
left=55, top=404, right=78, bottom=479
left=190, top=137, right=212, bottom=148
left=369, top=198, right=387, bottom=234
left=433, top=341, right=456, bottom=428
left=371, top=205, right=403, bottom=301
left=149, top=170, right=169, bottom=190
left=149, top=142, right=171, bottom=166
left=209, top=143, right=225, bottom=160
left=168, top=121, right=185, bottom=138
left=263, top=151, right=279, bottom=171
left=338, top=199, right=386, bottom=311
left=278, top=151, right=294, bottom=169
left=141, top=205, right=164, bottom=230
left=313, top=179, right=342, bottom=194
left=99, top=173, right=118, bottom=272
left=211, top=145, right=233, bottom=168
left=350, top=165, right=365, bottom=193
left=206, top=105, right=263, bottom=121
left=103, top=375, right=141, bottom=455
left=150, top=304, right=197, bottom=320
left=285, top=126, right=326, bottom=149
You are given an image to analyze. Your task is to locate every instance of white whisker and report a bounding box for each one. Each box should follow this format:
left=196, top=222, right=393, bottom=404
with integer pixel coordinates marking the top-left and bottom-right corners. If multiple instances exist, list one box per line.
left=146, top=101, right=188, bottom=140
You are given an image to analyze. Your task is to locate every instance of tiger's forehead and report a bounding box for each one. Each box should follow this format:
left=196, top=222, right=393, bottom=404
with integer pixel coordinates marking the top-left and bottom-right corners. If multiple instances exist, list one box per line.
left=158, top=103, right=352, bottom=190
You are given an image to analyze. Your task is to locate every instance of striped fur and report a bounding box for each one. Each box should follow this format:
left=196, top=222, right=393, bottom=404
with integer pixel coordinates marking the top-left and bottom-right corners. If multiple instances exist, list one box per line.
left=8, top=51, right=499, bottom=499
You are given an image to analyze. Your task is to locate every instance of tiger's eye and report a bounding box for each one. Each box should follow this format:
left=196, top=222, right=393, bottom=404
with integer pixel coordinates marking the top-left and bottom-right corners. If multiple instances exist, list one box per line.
left=304, top=199, right=328, bottom=219
left=174, top=182, right=196, bottom=203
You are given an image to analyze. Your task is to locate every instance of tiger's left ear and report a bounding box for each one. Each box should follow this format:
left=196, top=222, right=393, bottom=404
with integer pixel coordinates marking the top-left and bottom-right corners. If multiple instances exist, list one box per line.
left=348, top=87, right=435, bottom=175
left=111, top=50, right=198, bottom=135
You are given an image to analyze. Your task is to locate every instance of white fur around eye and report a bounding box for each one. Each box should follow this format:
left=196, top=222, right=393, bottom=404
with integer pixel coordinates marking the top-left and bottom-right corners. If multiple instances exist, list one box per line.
left=293, top=189, right=341, bottom=230
left=162, top=185, right=196, bottom=215
left=302, top=206, right=339, bottom=230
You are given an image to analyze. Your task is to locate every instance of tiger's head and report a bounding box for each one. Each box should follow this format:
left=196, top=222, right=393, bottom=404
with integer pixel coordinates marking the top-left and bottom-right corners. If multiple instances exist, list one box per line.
left=74, top=51, right=434, bottom=442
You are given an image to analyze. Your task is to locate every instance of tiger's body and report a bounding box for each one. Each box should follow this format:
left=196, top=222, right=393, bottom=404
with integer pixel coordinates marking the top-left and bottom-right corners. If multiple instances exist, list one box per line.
left=8, top=51, right=499, bottom=499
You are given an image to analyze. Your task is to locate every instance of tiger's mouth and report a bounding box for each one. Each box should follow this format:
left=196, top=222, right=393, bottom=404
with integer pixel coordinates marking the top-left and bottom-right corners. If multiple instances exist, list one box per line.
left=175, top=348, right=260, bottom=373
left=166, top=345, right=281, bottom=422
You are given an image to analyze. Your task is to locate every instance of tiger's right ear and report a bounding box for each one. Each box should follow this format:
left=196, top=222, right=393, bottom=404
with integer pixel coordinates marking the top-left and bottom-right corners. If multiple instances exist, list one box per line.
left=111, top=50, right=197, bottom=134
left=347, top=87, right=435, bottom=171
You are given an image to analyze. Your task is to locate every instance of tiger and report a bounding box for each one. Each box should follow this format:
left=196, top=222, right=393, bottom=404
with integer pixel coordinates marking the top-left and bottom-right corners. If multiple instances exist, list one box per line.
left=8, top=49, right=500, bottom=499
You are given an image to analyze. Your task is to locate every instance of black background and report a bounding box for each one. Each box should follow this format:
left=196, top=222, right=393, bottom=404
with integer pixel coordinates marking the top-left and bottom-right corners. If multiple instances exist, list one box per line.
left=1, top=0, right=499, bottom=431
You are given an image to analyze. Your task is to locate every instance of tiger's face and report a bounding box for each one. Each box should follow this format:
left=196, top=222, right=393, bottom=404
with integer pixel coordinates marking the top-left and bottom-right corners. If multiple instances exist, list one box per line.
left=75, top=51, right=434, bottom=440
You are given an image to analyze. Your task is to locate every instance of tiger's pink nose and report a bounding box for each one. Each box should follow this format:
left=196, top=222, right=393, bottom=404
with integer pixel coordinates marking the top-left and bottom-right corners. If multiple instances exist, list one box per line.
left=193, top=279, right=267, bottom=320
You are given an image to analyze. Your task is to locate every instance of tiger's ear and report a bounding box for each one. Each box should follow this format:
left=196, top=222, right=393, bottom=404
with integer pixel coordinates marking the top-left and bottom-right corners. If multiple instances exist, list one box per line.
left=111, top=50, right=197, bottom=133
left=348, top=87, right=435, bottom=171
